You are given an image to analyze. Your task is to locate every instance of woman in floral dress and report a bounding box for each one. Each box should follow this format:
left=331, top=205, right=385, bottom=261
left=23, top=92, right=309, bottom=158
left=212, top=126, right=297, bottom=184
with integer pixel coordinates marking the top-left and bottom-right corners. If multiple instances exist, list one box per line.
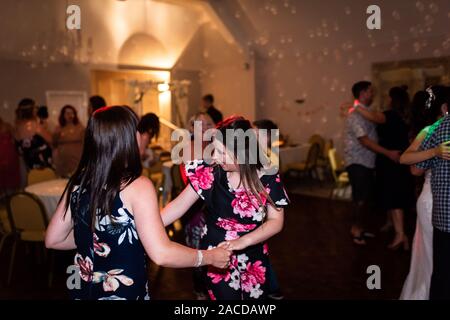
left=45, top=106, right=231, bottom=300
left=162, top=116, right=289, bottom=300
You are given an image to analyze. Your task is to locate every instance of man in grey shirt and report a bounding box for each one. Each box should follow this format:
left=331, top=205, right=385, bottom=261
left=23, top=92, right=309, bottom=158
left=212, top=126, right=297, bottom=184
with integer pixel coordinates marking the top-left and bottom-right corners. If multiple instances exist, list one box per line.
left=344, top=81, right=400, bottom=245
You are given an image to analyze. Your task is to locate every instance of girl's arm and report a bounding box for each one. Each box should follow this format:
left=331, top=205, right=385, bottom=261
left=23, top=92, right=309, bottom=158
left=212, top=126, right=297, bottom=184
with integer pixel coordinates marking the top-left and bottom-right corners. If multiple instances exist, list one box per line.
left=359, top=136, right=401, bottom=162
left=400, top=128, right=450, bottom=165
left=45, top=193, right=76, bottom=250
left=160, top=185, right=199, bottom=227
left=127, top=177, right=230, bottom=268
left=355, top=107, right=386, bottom=124
left=219, top=206, right=284, bottom=251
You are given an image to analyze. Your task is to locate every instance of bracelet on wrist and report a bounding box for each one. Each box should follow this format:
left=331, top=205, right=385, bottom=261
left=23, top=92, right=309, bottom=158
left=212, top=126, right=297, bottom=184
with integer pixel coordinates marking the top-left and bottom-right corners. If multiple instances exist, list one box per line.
left=195, top=250, right=203, bottom=267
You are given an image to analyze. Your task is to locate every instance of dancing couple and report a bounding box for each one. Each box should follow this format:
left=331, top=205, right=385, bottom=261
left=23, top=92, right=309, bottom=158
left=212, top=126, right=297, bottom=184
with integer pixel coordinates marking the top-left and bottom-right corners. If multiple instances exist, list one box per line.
left=45, top=106, right=289, bottom=300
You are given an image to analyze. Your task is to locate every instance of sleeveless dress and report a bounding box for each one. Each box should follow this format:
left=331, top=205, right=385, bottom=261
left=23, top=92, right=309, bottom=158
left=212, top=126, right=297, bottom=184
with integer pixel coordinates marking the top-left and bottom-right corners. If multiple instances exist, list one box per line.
left=400, top=171, right=433, bottom=300
left=185, top=160, right=289, bottom=300
left=69, top=187, right=149, bottom=300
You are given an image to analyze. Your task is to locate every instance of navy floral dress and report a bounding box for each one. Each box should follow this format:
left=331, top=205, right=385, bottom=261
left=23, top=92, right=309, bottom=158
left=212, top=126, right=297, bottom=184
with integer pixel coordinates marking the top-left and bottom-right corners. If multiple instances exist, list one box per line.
left=70, top=187, right=149, bottom=300
left=185, top=160, right=289, bottom=300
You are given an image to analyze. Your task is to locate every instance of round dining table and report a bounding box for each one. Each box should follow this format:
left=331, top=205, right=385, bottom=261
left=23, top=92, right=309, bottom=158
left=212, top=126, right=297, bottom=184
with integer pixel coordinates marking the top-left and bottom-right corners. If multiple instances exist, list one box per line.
left=25, top=179, right=69, bottom=219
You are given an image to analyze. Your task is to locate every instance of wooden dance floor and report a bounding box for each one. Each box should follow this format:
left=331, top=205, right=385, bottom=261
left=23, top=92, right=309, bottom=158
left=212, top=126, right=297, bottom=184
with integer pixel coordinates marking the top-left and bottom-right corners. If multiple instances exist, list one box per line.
left=0, top=194, right=412, bottom=300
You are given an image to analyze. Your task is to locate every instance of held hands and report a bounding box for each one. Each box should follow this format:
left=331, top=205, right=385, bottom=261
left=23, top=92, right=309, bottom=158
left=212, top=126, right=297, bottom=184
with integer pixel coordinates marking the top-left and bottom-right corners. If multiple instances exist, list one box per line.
left=218, top=237, right=250, bottom=252
left=434, top=141, right=450, bottom=160
left=204, top=245, right=232, bottom=269
left=203, top=238, right=251, bottom=269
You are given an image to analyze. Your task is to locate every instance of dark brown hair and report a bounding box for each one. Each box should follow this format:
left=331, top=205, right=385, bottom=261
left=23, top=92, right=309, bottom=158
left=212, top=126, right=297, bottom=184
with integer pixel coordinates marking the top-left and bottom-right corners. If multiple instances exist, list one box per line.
left=62, top=106, right=142, bottom=230
left=59, top=105, right=80, bottom=127
left=216, top=116, right=277, bottom=212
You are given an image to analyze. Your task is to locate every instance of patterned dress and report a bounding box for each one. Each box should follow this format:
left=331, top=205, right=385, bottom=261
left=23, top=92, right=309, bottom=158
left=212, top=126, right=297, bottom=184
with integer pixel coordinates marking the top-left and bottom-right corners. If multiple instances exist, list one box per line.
left=16, top=134, right=53, bottom=170
left=185, top=160, right=289, bottom=300
left=70, top=187, right=149, bottom=300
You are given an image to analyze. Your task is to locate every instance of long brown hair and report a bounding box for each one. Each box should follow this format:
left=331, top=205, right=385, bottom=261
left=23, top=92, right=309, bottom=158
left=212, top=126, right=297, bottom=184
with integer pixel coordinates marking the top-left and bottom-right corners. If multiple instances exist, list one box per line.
left=216, top=116, right=277, bottom=212
left=59, top=105, right=80, bottom=127
left=61, top=106, right=142, bottom=230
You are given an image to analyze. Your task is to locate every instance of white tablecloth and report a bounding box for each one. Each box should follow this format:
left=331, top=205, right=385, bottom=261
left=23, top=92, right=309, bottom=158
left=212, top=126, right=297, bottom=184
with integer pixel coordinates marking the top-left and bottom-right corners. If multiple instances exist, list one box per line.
left=279, top=144, right=311, bottom=172
left=25, top=179, right=69, bottom=219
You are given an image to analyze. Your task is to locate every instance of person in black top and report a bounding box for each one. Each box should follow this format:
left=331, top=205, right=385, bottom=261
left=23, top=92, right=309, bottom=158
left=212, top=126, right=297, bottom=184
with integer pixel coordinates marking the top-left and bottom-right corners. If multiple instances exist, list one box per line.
left=89, top=95, right=107, bottom=116
left=202, top=94, right=223, bottom=125
left=354, top=86, right=413, bottom=250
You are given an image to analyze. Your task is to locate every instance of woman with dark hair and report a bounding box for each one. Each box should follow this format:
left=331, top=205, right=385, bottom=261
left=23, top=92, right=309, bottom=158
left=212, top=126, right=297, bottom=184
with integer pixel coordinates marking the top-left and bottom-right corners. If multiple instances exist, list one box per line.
left=14, top=98, right=53, bottom=171
left=37, top=106, right=50, bottom=130
left=409, top=91, right=430, bottom=139
left=88, top=95, right=107, bottom=116
left=399, top=86, right=450, bottom=300
left=137, top=113, right=160, bottom=167
left=53, top=105, right=85, bottom=177
left=45, top=106, right=231, bottom=300
left=162, top=116, right=289, bottom=300
left=354, top=86, right=413, bottom=250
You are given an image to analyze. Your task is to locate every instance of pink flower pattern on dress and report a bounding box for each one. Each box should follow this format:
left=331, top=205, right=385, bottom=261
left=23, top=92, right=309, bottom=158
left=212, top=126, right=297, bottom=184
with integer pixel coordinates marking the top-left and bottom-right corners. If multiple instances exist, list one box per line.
left=93, top=233, right=111, bottom=258
left=74, top=253, right=94, bottom=282
left=263, top=243, right=269, bottom=255
left=241, top=260, right=266, bottom=296
left=231, top=189, right=268, bottom=219
left=92, top=269, right=134, bottom=292
left=186, top=165, right=214, bottom=192
left=208, top=290, right=216, bottom=301
left=216, top=218, right=258, bottom=240
left=207, top=267, right=231, bottom=284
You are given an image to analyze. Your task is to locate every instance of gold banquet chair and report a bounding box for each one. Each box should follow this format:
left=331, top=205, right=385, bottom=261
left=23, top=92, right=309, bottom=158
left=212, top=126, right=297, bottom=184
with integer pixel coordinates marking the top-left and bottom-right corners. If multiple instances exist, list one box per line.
left=27, top=168, right=57, bottom=186
left=285, top=142, right=322, bottom=180
left=328, top=148, right=350, bottom=199
left=6, top=192, right=53, bottom=286
left=0, top=206, right=12, bottom=257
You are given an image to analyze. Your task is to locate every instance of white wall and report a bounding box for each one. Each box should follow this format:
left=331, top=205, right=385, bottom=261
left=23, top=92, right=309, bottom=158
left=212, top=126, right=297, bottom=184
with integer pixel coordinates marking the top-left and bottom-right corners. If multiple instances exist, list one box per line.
left=236, top=0, right=450, bottom=149
left=0, top=0, right=257, bottom=128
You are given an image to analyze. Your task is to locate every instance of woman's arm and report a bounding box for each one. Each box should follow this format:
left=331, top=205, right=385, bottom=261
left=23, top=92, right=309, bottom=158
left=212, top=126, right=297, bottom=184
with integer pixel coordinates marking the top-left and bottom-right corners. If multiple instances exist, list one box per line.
left=219, top=206, right=284, bottom=251
left=45, top=193, right=76, bottom=250
left=161, top=185, right=199, bottom=227
left=127, top=177, right=230, bottom=268
left=355, top=107, right=386, bottom=124
left=400, top=129, right=433, bottom=165
left=359, top=136, right=401, bottom=162
left=400, top=128, right=450, bottom=165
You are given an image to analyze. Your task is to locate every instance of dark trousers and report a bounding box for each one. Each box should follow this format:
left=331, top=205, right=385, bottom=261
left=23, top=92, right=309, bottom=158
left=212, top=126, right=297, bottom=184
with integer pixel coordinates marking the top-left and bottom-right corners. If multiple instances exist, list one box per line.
left=430, top=227, right=450, bottom=300
left=346, top=164, right=374, bottom=229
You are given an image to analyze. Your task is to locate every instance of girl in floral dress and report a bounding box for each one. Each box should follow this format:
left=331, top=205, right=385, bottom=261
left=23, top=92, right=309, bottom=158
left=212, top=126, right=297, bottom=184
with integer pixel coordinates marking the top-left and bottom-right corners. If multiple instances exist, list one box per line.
left=162, top=116, right=289, bottom=300
left=45, top=106, right=231, bottom=300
